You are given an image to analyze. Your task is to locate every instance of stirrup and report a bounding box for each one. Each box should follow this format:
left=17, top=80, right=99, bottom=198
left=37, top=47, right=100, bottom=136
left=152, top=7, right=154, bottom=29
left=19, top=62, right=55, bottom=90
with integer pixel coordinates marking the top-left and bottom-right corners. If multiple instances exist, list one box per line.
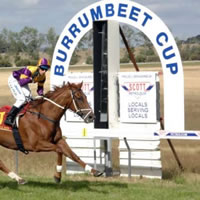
left=4, top=119, right=13, bottom=126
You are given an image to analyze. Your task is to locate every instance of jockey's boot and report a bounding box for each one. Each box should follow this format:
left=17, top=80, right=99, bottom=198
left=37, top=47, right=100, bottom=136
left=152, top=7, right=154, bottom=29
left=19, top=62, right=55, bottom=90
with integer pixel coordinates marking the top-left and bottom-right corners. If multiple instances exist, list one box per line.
left=4, top=106, right=20, bottom=126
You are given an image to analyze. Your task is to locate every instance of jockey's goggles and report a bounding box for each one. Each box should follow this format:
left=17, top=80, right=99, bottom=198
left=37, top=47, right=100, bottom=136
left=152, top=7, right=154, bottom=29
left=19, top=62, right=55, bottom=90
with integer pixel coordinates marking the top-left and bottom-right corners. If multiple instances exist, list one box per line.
left=39, top=65, right=49, bottom=71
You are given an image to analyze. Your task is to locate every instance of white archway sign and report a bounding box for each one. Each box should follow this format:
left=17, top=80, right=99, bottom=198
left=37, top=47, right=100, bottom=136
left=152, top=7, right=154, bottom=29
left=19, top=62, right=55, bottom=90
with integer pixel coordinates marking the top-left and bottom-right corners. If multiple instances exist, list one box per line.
left=51, top=0, right=184, bottom=131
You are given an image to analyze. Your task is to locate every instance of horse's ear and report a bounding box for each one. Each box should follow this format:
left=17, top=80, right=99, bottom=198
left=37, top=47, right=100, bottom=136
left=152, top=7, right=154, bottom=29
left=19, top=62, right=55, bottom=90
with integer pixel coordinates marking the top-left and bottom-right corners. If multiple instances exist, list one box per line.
left=78, top=81, right=83, bottom=89
left=67, top=81, right=71, bottom=87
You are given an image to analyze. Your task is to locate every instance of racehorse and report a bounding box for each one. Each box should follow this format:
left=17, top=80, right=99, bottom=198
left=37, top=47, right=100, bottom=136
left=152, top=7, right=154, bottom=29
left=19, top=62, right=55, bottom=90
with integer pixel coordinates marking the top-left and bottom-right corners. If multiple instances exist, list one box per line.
left=0, top=82, right=103, bottom=184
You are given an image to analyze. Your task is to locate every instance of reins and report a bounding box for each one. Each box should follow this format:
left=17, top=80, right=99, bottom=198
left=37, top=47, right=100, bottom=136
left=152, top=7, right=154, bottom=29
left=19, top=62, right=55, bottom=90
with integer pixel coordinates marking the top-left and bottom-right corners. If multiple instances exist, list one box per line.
left=28, top=88, right=92, bottom=123
left=35, top=96, right=65, bottom=110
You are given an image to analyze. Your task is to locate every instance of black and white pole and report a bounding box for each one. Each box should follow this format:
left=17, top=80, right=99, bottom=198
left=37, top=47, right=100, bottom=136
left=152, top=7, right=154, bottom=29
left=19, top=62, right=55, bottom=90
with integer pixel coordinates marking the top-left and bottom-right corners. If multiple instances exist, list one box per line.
left=93, top=20, right=120, bottom=176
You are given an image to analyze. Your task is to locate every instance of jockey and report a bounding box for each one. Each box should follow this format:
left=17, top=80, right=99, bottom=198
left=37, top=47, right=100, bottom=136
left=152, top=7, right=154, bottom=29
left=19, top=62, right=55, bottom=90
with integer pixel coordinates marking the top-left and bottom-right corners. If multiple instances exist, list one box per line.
left=4, top=58, right=50, bottom=126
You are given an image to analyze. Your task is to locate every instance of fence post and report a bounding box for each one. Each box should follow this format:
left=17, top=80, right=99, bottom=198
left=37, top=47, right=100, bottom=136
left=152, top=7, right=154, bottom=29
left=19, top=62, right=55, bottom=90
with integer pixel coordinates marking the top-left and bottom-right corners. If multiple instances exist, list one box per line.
left=15, top=151, right=18, bottom=174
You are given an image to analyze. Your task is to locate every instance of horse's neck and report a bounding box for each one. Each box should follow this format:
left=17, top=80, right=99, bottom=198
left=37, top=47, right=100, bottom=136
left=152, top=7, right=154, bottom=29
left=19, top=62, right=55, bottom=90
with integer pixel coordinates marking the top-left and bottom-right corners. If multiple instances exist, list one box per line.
left=41, top=92, right=70, bottom=121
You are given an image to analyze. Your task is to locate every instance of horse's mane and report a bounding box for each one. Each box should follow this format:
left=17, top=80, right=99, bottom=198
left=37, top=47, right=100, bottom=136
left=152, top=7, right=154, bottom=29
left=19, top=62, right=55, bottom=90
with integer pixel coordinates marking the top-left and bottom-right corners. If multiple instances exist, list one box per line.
left=29, top=83, right=79, bottom=108
left=45, top=84, right=68, bottom=99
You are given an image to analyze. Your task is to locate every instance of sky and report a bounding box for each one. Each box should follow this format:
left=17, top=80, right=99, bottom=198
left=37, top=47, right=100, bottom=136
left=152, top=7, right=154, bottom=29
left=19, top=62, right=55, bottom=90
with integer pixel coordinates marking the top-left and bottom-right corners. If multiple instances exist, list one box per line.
left=0, top=0, right=199, bottom=40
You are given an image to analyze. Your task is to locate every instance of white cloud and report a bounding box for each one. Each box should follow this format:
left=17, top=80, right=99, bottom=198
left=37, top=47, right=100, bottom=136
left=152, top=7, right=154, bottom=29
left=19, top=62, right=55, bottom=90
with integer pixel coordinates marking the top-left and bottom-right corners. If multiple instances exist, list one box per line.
left=0, top=0, right=40, bottom=9
left=21, top=0, right=40, bottom=7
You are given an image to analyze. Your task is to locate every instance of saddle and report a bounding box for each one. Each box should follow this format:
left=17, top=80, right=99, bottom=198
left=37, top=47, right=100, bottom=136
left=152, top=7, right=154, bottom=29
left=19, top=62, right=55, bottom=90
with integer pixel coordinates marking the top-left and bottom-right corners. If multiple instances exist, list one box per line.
left=0, top=105, right=29, bottom=154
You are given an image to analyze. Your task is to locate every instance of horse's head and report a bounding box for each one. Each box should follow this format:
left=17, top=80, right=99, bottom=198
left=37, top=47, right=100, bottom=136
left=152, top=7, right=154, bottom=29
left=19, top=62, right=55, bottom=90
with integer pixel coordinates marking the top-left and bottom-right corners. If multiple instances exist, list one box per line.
left=68, top=82, right=95, bottom=123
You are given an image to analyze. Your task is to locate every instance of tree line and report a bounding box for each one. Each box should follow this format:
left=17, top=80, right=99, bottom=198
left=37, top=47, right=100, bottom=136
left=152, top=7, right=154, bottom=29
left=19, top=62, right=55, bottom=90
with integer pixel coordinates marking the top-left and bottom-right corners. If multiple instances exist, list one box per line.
left=0, top=26, right=199, bottom=67
left=0, top=27, right=57, bottom=67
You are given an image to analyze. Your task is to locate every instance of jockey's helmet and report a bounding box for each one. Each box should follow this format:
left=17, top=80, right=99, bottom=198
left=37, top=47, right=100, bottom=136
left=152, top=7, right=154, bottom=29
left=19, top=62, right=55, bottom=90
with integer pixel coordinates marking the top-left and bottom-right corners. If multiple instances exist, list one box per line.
left=37, top=58, right=50, bottom=71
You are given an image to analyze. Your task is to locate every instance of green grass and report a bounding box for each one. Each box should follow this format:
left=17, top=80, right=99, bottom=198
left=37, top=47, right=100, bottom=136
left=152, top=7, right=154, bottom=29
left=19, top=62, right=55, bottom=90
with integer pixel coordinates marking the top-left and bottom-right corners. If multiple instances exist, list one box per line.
left=0, top=174, right=200, bottom=200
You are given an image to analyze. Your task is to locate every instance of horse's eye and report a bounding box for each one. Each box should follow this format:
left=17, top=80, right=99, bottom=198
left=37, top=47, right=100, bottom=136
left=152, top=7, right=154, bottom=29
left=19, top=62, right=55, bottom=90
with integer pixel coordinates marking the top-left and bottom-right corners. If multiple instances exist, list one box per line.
left=75, top=93, right=84, bottom=101
left=79, top=96, right=84, bottom=101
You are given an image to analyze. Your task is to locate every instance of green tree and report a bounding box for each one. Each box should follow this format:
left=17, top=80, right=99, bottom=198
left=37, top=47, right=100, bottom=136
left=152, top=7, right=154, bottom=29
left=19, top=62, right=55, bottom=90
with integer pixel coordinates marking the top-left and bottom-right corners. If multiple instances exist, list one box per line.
left=86, top=55, right=93, bottom=64
left=45, top=27, right=58, bottom=57
left=78, top=30, right=93, bottom=49
left=189, top=44, right=200, bottom=60
left=120, top=24, right=136, bottom=48
left=137, top=31, right=153, bottom=50
left=7, top=31, right=22, bottom=54
left=70, top=51, right=80, bottom=65
left=180, top=44, right=190, bottom=61
left=0, top=29, right=9, bottom=53
left=19, top=26, right=44, bottom=59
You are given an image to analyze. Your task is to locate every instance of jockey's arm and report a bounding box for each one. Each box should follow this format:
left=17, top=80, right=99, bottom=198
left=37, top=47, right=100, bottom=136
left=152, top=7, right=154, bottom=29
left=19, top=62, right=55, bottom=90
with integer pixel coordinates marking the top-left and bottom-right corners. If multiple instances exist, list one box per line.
left=19, top=77, right=32, bottom=86
left=37, top=78, right=46, bottom=96
left=37, top=85, right=44, bottom=96
left=18, top=68, right=32, bottom=86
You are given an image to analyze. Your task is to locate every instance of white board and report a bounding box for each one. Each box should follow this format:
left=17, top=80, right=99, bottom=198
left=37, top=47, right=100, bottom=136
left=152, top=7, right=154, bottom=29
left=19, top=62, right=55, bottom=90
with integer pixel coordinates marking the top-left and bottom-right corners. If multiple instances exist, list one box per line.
left=119, top=72, right=158, bottom=123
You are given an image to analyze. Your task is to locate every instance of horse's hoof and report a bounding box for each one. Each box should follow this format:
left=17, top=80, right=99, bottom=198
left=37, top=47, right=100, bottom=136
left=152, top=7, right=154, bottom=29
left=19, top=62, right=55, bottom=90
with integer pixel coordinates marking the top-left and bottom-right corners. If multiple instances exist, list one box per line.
left=18, top=179, right=27, bottom=185
left=54, top=176, right=61, bottom=184
left=93, top=170, right=103, bottom=177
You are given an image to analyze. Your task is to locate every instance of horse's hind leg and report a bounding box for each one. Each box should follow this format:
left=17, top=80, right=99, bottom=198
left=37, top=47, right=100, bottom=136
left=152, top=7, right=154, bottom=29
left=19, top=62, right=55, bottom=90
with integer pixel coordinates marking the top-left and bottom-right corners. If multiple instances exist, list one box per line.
left=0, top=159, right=26, bottom=184
left=53, top=152, right=63, bottom=183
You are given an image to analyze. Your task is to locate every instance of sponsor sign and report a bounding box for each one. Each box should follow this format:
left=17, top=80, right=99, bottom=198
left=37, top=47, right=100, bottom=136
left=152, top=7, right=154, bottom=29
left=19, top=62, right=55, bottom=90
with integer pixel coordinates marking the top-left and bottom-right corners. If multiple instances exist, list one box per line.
left=119, top=72, right=158, bottom=123
left=154, top=131, right=200, bottom=140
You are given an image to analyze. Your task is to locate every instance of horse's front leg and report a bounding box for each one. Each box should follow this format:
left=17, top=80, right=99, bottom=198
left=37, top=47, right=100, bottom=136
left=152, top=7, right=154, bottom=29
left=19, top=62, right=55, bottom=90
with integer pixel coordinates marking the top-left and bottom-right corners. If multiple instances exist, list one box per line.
left=54, top=152, right=63, bottom=183
left=56, top=138, right=103, bottom=177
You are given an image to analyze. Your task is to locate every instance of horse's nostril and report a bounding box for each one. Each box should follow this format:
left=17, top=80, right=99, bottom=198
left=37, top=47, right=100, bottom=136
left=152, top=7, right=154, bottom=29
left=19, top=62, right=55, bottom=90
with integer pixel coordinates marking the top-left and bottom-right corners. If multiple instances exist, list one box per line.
left=89, top=115, right=94, bottom=120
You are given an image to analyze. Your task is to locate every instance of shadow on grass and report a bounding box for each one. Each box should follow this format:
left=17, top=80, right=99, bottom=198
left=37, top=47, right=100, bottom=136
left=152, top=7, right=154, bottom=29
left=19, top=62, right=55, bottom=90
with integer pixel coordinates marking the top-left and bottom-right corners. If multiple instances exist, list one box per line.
left=0, top=180, right=19, bottom=190
left=162, top=169, right=182, bottom=180
left=29, top=179, right=128, bottom=193
left=0, top=179, right=128, bottom=193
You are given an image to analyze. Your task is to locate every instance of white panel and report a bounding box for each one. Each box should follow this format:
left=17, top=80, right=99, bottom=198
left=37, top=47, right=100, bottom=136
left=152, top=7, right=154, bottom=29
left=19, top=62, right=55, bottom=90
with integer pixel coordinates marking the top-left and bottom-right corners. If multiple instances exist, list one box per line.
left=120, top=159, right=161, bottom=168
left=120, top=166, right=162, bottom=179
left=66, top=138, right=100, bottom=148
left=108, top=20, right=120, bottom=128
left=67, top=148, right=102, bottom=157
left=120, top=151, right=161, bottom=160
left=119, top=140, right=160, bottom=150
left=119, top=136, right=159, bottom=141
left=67, top=157, right=105, bottom=165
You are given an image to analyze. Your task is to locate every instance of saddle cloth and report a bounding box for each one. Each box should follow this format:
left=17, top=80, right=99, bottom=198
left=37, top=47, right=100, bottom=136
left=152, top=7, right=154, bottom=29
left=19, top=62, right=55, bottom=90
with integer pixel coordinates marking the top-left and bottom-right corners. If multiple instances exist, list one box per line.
left=0, top=105, right=12, bottom=130
left=0, top=105, right=28, bottom=131
left=0, top=105, right=29, bottom=154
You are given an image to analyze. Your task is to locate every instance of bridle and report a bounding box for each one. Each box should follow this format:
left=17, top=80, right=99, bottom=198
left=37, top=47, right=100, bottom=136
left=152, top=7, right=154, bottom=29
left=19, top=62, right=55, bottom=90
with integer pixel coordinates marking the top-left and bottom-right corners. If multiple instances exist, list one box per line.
left=33, top=88, right=93, bottom=122
left=69, top=89, right=93, bottom=120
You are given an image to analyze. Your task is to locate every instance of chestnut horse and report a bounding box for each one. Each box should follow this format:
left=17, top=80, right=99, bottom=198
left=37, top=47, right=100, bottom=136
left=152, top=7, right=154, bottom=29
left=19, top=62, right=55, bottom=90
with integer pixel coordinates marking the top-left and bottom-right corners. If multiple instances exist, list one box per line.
left=0, top=82, right=102, bottom=184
